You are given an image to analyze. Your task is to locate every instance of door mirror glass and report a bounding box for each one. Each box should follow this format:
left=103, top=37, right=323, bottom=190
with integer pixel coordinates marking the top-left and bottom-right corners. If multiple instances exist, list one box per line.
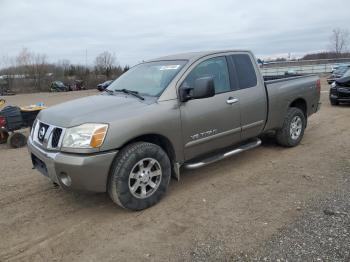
left=180, top=77, right=215, bottom=102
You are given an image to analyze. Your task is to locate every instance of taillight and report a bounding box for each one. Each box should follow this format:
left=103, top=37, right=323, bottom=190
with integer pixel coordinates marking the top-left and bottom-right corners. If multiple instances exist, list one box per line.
left=316, top=79, right=321, bottom=93
left=0, top=116, right=6, bottom=128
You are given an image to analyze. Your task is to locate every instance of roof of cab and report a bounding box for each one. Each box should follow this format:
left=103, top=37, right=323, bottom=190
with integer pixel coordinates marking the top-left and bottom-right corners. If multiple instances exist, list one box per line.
left=147, top=50, right=251, bottom=63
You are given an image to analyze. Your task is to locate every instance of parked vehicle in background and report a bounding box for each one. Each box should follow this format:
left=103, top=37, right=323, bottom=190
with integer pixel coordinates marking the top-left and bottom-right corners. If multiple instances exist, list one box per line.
left=327, top=65, right=350, bottom=84
left=50, top=80, right=85, bottom=92
left=0, top=78, right=15, bottom=96
left=28, top=50, right=321, bottom=211
left=329, top=68, right=350, bottom=105
left=73, top=80, right=85, bottom=91
left=331, top=64, right=350, bottom=73
left=331, top=65, right=339, bottom=73
left=50, top=81, right=69, bottom=92
left=97, top=80, right=113, bottom=91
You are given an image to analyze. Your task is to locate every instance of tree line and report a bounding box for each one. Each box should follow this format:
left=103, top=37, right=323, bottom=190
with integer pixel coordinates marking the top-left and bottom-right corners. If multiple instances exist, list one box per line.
left=260, top=28, right=350, bottom=62
left=0, top=49, right=130, bottom=92
left=1, top=28, right=349, bottom=92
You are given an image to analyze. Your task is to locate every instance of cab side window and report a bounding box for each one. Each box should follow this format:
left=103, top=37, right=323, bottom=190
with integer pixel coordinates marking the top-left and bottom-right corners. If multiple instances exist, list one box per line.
left=230, top=54, right=257, bottom=89
left=184, top=57, right=231, bottom=94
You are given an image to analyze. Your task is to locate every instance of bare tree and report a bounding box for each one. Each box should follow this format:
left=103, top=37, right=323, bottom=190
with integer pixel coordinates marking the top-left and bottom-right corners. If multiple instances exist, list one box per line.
left=1, top=55, right=15, bottom=73
left=0, top=55, right=17, bottom=92
left=57, top=59, right=70, bottom=70
left=56, top=59, right=71, bottom=78
left=16, top=48, right=32, bottom=75
left=94, top=51, right=116, bottom=78
left=15, top=48, right=49, bottom=89
left=16, top=48, right=31, bottom=65
left=1, top=49, right=130, bottom=93
left=329, top=28, right=349, bottom=55
left=0, top=55, right=9, bottom=70
left=32, top=53, right=49, bottom=89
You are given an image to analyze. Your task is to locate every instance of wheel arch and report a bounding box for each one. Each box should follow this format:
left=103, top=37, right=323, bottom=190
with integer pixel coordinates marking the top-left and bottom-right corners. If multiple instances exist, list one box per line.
left=289, top=98, right=307, bottom=117
left=120, top=133, right=179, bottom=180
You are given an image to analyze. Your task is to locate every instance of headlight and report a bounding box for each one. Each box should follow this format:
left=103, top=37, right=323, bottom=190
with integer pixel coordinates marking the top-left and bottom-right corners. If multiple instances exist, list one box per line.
left=62, top=123, right=108, bottom=149
left=331, top=82, right=336, bottom=88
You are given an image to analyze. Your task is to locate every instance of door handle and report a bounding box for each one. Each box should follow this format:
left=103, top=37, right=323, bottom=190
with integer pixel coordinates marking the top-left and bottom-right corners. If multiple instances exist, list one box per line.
left=226, top=97, right=239, bottom=104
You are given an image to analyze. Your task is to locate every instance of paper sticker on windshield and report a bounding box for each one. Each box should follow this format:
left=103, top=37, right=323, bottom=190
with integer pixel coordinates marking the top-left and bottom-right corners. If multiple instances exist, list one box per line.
left=159, top=65, right=180, bottom=70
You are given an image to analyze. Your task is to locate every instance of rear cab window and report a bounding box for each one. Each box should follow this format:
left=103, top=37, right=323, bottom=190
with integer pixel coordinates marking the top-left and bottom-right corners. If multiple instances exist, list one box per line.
left=229, top=54, right=257, bottom=89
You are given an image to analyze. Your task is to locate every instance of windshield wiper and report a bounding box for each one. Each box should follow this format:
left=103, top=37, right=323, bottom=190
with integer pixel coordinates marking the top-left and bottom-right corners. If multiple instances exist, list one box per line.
left=104, top=89, right=114, bottom=95
left=115, top=89, right=145, bottom=100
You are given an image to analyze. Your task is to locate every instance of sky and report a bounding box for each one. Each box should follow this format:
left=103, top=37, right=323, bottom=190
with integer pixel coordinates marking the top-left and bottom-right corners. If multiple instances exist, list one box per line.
left=1, top=0, right=349, bottom=67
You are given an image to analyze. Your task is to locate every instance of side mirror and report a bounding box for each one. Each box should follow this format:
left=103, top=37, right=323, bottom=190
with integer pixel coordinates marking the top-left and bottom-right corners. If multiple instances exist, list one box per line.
left=180, top=77, right=215, bottom=102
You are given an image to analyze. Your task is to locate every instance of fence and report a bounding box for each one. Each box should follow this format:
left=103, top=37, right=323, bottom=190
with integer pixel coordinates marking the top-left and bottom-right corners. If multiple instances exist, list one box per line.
left=260, top=57, right=350, bottom=76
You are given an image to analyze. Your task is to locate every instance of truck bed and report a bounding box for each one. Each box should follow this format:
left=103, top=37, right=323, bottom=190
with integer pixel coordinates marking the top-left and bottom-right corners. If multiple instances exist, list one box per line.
left=263, top=74, right=321, bottom=131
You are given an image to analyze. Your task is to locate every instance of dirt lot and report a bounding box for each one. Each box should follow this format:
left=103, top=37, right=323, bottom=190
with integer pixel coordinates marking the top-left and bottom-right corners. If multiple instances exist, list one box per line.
left=0, top=78, right=349, bottom=261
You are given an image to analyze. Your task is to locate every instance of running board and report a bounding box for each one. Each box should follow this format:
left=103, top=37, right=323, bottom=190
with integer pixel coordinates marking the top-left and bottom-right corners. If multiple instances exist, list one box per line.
left=184, top=138, right=262, bottom=170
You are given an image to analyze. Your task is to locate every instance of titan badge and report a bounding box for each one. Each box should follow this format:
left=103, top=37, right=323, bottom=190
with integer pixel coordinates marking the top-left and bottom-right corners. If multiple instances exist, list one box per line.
left=190, top=129, right=218, bottom=140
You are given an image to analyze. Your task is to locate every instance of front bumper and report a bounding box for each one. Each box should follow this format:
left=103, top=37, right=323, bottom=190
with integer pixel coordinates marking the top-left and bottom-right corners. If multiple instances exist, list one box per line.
left=330, top=87, right=350, bottom=102
left=28, top=136, right=118, bottom=192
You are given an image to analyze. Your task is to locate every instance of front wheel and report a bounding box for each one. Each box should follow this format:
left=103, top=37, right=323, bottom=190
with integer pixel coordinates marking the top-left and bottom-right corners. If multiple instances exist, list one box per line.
left=276, top=108, right=306, bottom=147
left=108, top=142, right=171, bottom=211
left=330, top=99, right=339, bottom=106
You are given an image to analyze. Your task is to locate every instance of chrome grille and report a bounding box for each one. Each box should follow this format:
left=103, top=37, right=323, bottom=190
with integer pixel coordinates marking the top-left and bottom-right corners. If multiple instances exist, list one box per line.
left=33, top=121, right=65, bottom=150
left=51, top=128, right=63, bottom=148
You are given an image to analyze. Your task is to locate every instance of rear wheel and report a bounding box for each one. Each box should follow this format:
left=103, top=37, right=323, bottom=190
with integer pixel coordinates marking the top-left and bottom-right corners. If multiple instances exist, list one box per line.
left=7, top=132, right=27, bottom=148
left=0, top=131, right=9, bottom=144
left=108, top=142, right=171, bottom=211
left=276, top=108, right=306, bottom=147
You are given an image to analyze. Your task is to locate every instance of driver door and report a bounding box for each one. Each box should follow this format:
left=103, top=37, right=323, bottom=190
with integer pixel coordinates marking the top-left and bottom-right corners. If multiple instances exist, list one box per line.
left=179, top=56, right=242, bottom=161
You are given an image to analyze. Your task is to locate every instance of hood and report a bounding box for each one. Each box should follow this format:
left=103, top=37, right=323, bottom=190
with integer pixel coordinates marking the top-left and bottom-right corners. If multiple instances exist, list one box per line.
left=336, top=76, right=350, bottom=86
left=38, top=94, right=155, bottom=127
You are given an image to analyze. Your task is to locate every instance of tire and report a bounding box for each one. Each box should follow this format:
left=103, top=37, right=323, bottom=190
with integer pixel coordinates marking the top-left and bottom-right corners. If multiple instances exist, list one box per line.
left=276, top=107, right=306, bottom=147
left=330, top=99, right=339, bottom=106
left=0, top=131, right=9, bottom=144
left=108, top=142, right=171, bottom=211
left=7, top=132, right=27, bottom=148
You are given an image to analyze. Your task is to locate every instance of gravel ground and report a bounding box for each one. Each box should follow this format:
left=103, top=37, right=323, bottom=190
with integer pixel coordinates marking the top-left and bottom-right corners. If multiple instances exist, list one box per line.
left=177, top=160, right=350, bottom=262
left=234, top=161, right=350, bottom=262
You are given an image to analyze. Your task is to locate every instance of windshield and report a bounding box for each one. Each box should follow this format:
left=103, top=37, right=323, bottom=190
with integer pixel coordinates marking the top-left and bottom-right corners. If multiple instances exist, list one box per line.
left=334, top=66, right=349, bottom=75
left=56, top=81, right=65, bottom=87
left=342, top=68, right=350, bottom=78
left=107, top=60, right=187, bottom=96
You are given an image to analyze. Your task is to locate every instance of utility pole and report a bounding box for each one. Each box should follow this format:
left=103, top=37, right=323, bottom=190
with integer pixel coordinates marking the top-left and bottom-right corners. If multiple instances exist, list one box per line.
left=85, top=49, right=88, bottom=68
